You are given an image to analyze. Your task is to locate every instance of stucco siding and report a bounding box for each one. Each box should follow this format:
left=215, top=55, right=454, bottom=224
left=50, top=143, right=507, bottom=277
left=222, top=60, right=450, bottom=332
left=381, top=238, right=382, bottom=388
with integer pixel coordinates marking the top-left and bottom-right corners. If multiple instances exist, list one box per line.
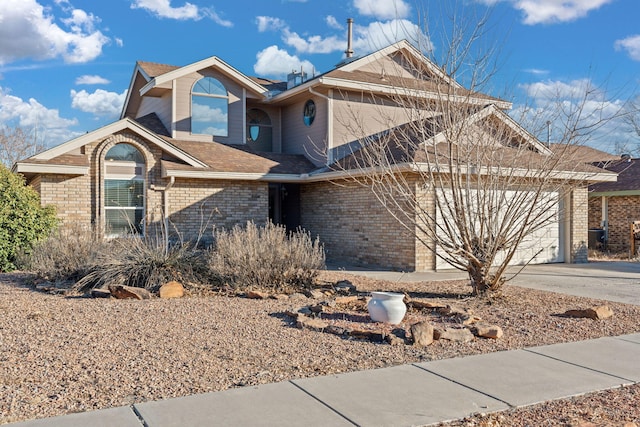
left=281, top=95, right=328, bottom=166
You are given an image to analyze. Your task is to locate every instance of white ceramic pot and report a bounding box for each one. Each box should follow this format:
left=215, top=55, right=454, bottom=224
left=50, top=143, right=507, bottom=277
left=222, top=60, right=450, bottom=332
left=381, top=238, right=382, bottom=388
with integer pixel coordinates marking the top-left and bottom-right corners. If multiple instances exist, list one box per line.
left=367, top=291, right=407, bottom=325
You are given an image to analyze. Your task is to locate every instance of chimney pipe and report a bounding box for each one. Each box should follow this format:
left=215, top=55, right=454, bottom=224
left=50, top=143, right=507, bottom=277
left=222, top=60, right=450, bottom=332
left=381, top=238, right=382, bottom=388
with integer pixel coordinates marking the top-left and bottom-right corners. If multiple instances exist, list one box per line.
left=345, top=18, right=354, bottom=58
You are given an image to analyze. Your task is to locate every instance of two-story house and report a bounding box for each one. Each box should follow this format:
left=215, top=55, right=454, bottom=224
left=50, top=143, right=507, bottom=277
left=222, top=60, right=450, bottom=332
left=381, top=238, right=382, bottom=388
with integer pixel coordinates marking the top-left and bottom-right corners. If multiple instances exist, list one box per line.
left=13, top=39, right=615, bottom=271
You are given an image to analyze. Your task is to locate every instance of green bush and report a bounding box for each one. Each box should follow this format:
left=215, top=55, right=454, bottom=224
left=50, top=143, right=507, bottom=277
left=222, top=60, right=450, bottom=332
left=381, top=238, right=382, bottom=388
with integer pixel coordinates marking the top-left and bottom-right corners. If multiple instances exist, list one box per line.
left=22, top=223, right=108, bottom=283
left=0, top=165, right=57, bottom=271
left=208, top=221, right=325, bottom=292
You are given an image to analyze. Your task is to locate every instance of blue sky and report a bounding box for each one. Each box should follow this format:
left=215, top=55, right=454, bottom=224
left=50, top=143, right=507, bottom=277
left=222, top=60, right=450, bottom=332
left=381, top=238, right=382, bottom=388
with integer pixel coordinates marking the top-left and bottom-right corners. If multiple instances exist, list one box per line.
left=0, top=0, right=638, bottom=153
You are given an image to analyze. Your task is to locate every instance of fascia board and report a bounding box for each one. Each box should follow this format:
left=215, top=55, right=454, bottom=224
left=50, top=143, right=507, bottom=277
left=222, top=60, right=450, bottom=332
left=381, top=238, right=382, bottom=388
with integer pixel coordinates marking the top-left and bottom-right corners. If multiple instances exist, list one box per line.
left=162, top=167, right=305, bottom=182
left=14, top=163, right=89, bottom=175
left=120, top=64, right=151, bottom=119
left=589, top=189, right=640, bottom=197
left=411, top=162, right=618, bottom=182
left=140, top=56, right=267, bottom=97
left=268, top=76, right=511, bottom=109
left=32, top=119, right=208, bottom=168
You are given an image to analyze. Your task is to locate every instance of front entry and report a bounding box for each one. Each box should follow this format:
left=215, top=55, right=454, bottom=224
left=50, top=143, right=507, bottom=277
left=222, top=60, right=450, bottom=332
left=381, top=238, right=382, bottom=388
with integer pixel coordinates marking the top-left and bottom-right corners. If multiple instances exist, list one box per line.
left=268, top=183, right=300, bottom=231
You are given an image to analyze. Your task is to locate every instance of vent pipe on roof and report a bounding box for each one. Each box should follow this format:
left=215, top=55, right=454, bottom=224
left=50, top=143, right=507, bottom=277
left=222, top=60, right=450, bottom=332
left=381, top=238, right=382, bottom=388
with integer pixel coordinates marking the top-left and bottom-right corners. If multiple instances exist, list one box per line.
left=345, top=18, right=354, bottom=58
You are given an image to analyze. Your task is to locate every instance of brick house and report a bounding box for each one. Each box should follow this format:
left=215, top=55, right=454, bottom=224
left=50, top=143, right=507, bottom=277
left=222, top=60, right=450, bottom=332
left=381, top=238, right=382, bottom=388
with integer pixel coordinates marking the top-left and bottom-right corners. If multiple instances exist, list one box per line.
left=588, top=157, right=640, bottom=254
left=13, top=40, right=616, bottom=271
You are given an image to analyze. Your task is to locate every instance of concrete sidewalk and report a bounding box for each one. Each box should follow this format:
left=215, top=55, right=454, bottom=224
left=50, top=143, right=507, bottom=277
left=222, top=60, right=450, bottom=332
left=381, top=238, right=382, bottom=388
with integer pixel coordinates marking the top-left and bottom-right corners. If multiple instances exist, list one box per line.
left=10, top=333, right=640, bottom=427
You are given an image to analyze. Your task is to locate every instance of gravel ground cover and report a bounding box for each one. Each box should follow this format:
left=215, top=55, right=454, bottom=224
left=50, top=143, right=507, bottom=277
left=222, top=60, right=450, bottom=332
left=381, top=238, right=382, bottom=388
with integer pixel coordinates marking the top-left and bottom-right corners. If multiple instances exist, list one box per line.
left=1, top=270, right=639, bottom=425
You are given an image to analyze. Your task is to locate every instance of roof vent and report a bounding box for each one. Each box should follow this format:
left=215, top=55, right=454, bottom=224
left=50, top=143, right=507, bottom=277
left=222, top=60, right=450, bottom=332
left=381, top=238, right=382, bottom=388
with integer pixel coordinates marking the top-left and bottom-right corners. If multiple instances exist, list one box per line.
left=287, top=69, right=308, bottom=89
left=345, top=18, right=354, bottom=58
left=621, top=153, right=631, bottom=162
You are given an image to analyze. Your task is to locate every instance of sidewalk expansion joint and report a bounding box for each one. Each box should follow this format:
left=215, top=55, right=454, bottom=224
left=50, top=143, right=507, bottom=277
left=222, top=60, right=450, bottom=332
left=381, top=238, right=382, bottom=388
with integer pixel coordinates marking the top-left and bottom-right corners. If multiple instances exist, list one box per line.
left=288, top=381, right=360, bottom=426
left=522, top=349, right=638, bottom=385
left=411, top=363, right=514, bottom=409
left=131, top=405, right=149, bottom=427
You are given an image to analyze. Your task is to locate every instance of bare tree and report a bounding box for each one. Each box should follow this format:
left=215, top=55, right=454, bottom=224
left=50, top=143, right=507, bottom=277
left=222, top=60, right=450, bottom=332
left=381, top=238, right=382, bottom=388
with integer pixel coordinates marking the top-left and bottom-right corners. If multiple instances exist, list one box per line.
left=331, top=5, right=622, bottom=295
left=0, top=125, right=46, bottom=168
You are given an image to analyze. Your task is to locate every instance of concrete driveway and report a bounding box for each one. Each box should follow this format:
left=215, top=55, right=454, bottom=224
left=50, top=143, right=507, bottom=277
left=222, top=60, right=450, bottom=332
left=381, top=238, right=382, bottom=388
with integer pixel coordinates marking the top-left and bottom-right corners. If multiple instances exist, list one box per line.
left=334, top=261, right=640, bottom=305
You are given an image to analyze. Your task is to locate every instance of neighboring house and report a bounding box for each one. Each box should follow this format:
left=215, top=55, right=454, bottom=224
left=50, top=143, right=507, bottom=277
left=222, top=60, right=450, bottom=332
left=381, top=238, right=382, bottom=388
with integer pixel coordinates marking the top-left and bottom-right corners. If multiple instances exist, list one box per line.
left=13, top=40, right=616, bottom=271
left=588, top=157, right=640, bottom=254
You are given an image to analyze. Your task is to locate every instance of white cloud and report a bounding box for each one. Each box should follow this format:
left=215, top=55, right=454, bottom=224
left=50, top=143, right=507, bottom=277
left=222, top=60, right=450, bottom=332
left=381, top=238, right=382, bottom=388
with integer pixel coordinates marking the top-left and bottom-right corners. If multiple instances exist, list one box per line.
left=326, top=15, right=343, bottom=30
left=615, top=35, right=640, bottom=61
left=256, top=16, right=286, bottom=32
left=352, top=19, right=432, bottom=54
left=70, top=88, right=127, bottom=117
left=130, top=0, right=232, bottom=26
left=0, top=0, right=110, bottom=65
left=0, top=86, right=78, bottom=145
left=519, top=79, right=597, bottom=100
left=481, top=0, right=615, bottom=25
left=353, top=0, right=411, bottom=20
left=514, top=78, right=628, bottom=152
left=283, top=29, right=344, bottom=54
left=253, top=45, right=315, bottom=78
left=524, top=68, right=550, bottom=76
left=75, top=75, right=110, bottom=85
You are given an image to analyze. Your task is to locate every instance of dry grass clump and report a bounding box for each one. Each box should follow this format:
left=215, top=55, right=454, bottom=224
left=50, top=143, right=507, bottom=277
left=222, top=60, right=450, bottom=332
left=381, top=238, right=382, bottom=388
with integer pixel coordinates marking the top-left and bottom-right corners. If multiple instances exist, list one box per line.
left=208, top=221, right=325, bottom=293
left=74, top=233, right=209, bottom=292
left=19, top=223, right=109, bottom=284
left=23, top=221, right=326, bottom=294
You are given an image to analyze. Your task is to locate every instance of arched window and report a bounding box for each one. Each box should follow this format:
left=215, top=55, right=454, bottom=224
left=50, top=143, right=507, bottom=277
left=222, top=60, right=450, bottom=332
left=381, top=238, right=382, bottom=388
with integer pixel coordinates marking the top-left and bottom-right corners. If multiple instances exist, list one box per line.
left=246, top=108, right=272, bottom=151
left=104, top=143, right=145, bottom=236
left=192, top=76, right=228, bottom=137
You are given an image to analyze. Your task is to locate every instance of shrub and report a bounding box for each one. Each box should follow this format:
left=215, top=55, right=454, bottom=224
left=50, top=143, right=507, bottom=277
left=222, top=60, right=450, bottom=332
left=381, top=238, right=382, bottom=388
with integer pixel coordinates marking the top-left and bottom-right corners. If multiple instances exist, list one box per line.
left=74, top=232, right=209, bottom=292
left=0, top=165, right=57, bottom=271
left=21, top=223, right=108, bottom=283
left=208, top=221, right=325, bottom=292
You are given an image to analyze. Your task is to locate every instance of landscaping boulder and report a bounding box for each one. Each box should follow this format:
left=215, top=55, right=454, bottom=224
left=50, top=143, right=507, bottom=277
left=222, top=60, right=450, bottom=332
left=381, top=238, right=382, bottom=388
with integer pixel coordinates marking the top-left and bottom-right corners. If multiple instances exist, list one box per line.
left=564, top=305, right=614, bottom=320
left=410, top=321, right=434, bottom=346
left=246, top=290, right=269, bottom=299
left=108, top=285, right=151, bottom=300
left=474, top=324, right=504, bottom=339
left=434, top=327, right=474, bottom=342
left=159, top=281, right=184, bottom=299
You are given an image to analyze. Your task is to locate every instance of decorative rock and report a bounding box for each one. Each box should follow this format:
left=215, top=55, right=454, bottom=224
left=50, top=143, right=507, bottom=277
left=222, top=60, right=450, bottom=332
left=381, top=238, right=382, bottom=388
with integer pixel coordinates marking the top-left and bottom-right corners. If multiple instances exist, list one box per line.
left=289, top=293, right=307, bottom=300
left=297, top=307, right=312, bottom=316
left=296, top=315, right=328, bottom=331
left=272, top=294, right=290, bottom=300
left=246, top=290, right=269, bottom=299
left=407, top=300, right=447, bottom=310
left=334, top=280, right=356, bottom=294
left=334, top=296, right=360, bottom=305
left=91, top=288, right=111, bottom=298
left=434, top=327, right=474, bottom=342
left=159, top=281, right=184, bottom=299
left=463, top=315, right=482, bottom=326
left=564, top=305, right=613, bottom=320
left=309, top=303, right=326, bottom=314
left=325, top=325, right=347, bottom=336
left=475, top=324, right=504, bottom=339
left=108, top=285, right=151, bottom=300
left=410, top=321, right=434, bottom=346
left=305, top=289, right=326, bottom=299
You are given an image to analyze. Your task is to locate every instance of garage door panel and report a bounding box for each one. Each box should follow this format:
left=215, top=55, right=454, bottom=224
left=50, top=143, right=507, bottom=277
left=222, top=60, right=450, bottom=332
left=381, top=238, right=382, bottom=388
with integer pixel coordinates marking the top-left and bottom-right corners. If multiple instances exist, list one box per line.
left=435, top=189, right=564, bottom=270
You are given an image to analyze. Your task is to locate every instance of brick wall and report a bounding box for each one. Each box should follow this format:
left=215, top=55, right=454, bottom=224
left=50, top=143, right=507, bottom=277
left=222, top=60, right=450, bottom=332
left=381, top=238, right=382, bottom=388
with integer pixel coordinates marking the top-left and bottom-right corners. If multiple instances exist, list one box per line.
left=32, top=132, right=267, bottom=240
left=571, top=187, right=589, bottom=263
left=588, top=196, right=602, bottom=229
left=300, top=180, right=421, bottom=271
left=167, top=179, right=268, bottom=240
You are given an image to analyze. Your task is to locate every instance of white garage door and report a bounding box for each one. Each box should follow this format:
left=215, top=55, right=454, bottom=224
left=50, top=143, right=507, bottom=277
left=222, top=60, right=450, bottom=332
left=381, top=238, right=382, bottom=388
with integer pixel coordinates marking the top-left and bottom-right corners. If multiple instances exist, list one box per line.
left=435, top=190, right=564, bottom=270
